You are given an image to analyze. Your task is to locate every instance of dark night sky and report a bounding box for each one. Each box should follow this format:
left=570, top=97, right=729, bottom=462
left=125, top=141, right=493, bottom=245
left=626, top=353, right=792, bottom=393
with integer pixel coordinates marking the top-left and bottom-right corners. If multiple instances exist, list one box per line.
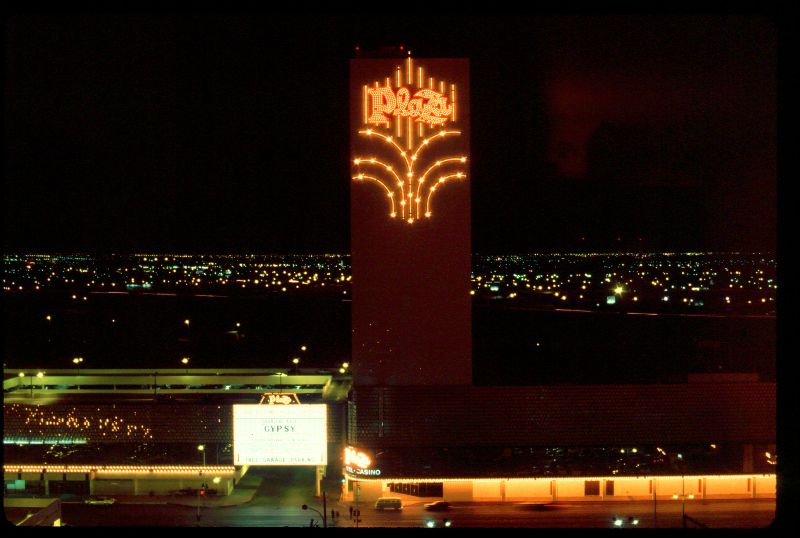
left=3, top=15, right=777, bottom=254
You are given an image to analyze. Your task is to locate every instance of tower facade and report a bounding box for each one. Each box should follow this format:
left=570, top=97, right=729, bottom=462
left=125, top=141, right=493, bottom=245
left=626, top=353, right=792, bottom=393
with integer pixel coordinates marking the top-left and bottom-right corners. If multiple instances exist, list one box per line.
left=350, top=56, right=471, bottom=385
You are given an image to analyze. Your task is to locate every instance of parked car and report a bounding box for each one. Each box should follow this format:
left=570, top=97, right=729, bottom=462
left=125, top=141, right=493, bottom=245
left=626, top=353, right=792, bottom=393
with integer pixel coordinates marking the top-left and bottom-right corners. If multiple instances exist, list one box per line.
left=84, top=496, right=115, bottom=505
left=424, top=501, right=451, bottom=511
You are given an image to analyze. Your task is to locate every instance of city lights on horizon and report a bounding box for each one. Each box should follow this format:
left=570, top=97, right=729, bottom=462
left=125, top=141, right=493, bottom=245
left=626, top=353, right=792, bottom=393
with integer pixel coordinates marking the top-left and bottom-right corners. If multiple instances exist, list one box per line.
left=2, top=252, right=776, bottom=315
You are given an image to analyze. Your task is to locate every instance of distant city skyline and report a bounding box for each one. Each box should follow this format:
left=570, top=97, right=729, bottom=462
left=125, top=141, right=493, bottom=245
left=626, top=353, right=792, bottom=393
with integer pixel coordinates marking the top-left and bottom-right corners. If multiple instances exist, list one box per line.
left=3, top=251, right=776, bottom=383
left=4, top=15, right=777, bottom=253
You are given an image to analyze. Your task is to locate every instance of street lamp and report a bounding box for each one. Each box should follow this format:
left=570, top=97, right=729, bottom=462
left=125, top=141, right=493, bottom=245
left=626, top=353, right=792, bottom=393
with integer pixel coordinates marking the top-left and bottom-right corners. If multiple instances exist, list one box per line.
left=19, top=372, right=27, bottom=398
left=302, top=495, right=327, bottom=528
left=72, top=357, right=83, bottom=375
left=33, top=372, right=44, bottom=399
left=182, top=357, right=190, bottom=373
left=672, top=480, right=694, bottom=529
left=197, top=445, right=206, bottom=523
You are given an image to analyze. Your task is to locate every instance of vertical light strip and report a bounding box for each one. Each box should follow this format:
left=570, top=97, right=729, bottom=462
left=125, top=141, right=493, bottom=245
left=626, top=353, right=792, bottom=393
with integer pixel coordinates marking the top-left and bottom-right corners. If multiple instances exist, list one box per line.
left=429, top=77, right=434, bottom=130
left=396, top=66, right=401, bottom=87
left=387, top=79, right=393, bottom=129
left=363, top=85, right=368, bottom=124
left=406, top=57, right=412, bottom=149
left=418, top=66, right=424, bottom=139
left=451, top=84, right=456, bottom=123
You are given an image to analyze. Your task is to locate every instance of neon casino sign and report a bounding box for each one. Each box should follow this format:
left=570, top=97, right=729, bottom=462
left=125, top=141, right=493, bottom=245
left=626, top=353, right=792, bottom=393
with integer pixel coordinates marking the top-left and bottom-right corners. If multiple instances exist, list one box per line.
left=344, top=446, right=381, bottom=476
left=353, top=56, right=467, bottom=223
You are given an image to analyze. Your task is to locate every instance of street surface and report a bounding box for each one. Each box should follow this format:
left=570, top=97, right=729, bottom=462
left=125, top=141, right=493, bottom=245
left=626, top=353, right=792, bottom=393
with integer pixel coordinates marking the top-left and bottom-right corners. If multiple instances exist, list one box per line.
left=59, top=468, right=777, bottom=528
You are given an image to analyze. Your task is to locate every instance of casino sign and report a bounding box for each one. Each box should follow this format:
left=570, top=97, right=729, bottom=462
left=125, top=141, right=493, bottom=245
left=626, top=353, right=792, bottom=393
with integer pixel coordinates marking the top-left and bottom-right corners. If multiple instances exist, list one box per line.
left=344, top=446, right=382, bottom=476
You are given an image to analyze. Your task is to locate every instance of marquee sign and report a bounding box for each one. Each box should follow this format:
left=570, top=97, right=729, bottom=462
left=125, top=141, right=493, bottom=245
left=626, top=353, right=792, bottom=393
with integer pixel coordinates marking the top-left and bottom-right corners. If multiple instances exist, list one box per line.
left=232, top=404, right=327, bottom=466
left=259, top=393, right=301, bottom=405
left=353, top=55, right=468, bottom=223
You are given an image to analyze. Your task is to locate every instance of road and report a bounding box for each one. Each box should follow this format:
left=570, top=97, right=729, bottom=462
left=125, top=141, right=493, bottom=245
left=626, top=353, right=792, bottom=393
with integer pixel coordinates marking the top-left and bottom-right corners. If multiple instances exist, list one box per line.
left=63, top=494, right=776, bottom=528
left=60, top=467, right=777, bottom=528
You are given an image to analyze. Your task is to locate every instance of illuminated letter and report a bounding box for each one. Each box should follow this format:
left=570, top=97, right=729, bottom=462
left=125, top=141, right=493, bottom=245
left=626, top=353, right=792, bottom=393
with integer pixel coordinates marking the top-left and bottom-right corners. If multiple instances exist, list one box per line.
left=367, top=87, right=396, bottom=124
left=416, top=89, right=452, bottom=125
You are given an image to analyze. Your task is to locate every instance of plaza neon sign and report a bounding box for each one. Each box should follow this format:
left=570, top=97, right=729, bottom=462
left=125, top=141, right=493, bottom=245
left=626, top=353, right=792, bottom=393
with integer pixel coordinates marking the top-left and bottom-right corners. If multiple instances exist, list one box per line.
left=366, top=87, right=452, bottom=126
left=353, top=55, right=467, bottom=223
left=259, top=393, right=301, bottom=405
left=344, top=446, right=382, bottom=476
left=344, top=446, right=372, bottom=469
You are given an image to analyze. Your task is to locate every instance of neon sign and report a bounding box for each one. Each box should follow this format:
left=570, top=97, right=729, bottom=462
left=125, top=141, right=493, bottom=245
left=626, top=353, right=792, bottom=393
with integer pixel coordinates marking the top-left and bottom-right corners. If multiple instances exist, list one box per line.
left=353, top=56, right=468, bottom=223
left=344, top=446, right=372, bottom=469
left=259, top=393, right=301, bottom=405
left=345, top=466, right=381, bottom=476
left=367, top=87, right=453, bottom=125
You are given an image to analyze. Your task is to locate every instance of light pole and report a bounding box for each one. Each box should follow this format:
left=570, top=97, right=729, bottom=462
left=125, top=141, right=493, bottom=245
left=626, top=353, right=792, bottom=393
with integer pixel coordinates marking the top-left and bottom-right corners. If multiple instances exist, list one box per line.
left=182, top=357, right=190, bottom=374
left=672, top=478, right=694, bottom=529
left=197, top=445, right=206, bottom=523
left=653, top=477, right=657, bottom=528
left=355, top=483, right=361, bottom=528
left=33, top=372, right=44, bottom=400
left=19, top=372, right=27, bottom=398
left=302, top=492, right=327, bottom=528
left=275, top=372, right=286, bottom=393
left=72, top=357, right=83, bottom=376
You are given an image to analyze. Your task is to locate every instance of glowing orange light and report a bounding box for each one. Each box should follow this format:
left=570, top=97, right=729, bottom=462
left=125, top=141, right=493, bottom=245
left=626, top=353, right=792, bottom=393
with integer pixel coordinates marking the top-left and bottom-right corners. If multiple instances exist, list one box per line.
left=366, top=86, right=453, bottom=126
left=345, top=447, right=372, bottom=469
left=355, top=58, right=468, bottom=222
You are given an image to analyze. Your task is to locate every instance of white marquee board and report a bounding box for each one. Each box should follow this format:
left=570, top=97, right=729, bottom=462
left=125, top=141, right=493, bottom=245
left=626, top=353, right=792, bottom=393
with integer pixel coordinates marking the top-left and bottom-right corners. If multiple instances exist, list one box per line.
left=233, top=404, right=327, bottom=466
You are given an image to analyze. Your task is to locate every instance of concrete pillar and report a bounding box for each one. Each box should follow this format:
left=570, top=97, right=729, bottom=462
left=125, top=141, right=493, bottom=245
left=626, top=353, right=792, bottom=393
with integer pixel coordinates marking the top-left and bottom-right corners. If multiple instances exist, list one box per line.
left=743, top=444, right=754, bottom=473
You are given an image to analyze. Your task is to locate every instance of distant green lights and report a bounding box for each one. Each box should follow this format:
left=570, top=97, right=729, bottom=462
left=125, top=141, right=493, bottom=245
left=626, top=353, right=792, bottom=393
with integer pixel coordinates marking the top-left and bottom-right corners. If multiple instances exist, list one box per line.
left=4, top=438, right=88, bottom=445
